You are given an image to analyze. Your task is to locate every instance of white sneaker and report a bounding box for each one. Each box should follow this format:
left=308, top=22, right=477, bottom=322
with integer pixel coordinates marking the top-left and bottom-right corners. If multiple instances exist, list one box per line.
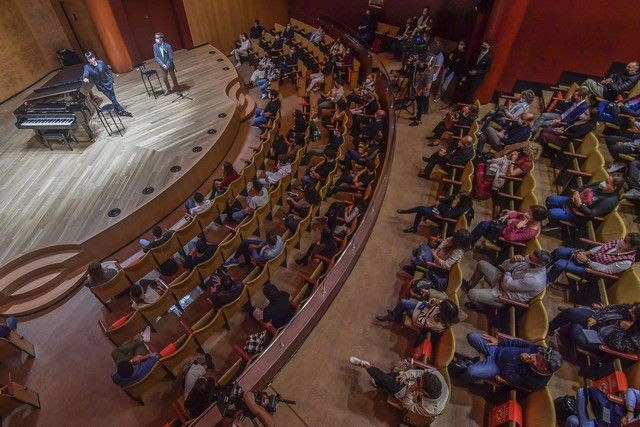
left=141, top=326, right=151, bottom=343
left=607, top=162, right=626, bottom=173
left=235, top=62, right=241, bottom=68
left=349, top=356, right=370, bottom=368
left=261, top=94, right=268, bottom=100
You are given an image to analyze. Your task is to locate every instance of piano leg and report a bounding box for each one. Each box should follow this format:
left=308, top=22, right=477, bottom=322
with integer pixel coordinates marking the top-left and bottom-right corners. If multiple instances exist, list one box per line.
left=34, top=130, right=53, bottom=150
left=79, top=108, right=94, bottom=141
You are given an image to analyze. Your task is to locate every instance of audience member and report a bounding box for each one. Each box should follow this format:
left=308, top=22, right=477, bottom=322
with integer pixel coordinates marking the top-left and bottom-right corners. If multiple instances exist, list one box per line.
left=548, top=303, right=640, bottom=354
left=249, top=19, right=265, bottom=40
left=463, top=250, right=551, bottom=309
left=581, top=61, right=640, bottom=100
left=546, top=233, right=640, bottom=283
left=397, top=191, right=473, bottom=234
left=224, top=231, right=284, bottom=268
left=230, top=33, right=250, bottom=67
left=470, top=205, right=547, bottom=246
left=565, top=386, right=640, bottom=427
left=531, top=87, right=590, bottom=133
left=0, top=316, right=18, bottom=339
left=544, top=175, right=624, bottom=230
left=129, top=281, right=161, bottom=310
left=285, top=186, right=321, bottom=217
left=476, top=112, right=534, bottom=154
left=252, top=90, right=281, bottom=128
left=348, top=356, right=448, bottom=417
left=185, top=192, right=211, bottom=216
left=419, top=135, right=474, bottom=180
left=111, top=328, right=158, bottom=387
left=228, top=180, right=269, bottom=222
left=295, top=227, right=339, bottom=266
left=85, top=261, right=118, bottom=288
left=461, top=40, right=492, bottom=102
left=250, top=283, right=295, bottom=328
left=210, top=161, right=240, bottom=199
left=454, top=332, right=562, bottom=390
left=206, top=268, right=244, bottom=309
left=376, top=297, right=460, bottom=334
left=538, top=107, right=598, bottom=151
left=183, top=239, right=217, bottom=269
left=480, top=90, right=535, bottom=131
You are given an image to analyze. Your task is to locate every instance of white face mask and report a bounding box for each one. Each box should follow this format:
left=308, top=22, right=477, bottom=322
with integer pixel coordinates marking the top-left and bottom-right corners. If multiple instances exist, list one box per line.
left=599, top=181, right=609, bottom=190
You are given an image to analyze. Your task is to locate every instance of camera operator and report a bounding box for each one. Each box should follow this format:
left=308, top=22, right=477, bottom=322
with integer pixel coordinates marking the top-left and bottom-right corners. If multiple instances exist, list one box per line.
left=409, top=60, right=431, bottom=126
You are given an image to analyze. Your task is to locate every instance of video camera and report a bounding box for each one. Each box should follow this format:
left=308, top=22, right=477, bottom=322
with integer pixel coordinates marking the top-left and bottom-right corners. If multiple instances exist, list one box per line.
left=218, top=383, right=296, bottom=419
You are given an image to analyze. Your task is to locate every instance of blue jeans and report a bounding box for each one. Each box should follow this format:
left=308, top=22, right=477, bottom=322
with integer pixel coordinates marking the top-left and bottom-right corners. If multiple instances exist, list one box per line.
left=185, top=198, right=196, bottom=212
left=302, top=175, right=318, bottom=187
left=471, top=220, right=501, bottom=245
left=565, top=387, right=595, bottom=427
left=548, top=246, right=588, bottom=283
left=343, top=149, right=363, bottom=172
left=257, top=79, right=270, bottom=95
left=252, top=107, right=269, bottom=126
left=391, top=299, right=418, bottom=318
left=5, top=316, right=17, bottom=330
left=437, top=68, right=455, bottom=98
left=546, top=195, right=576, bottom=225
left=231, top=209, right=248, bottom=222
left=548, top=306, right=601, bottom=350
left=465, top=332, right=501, bottom=381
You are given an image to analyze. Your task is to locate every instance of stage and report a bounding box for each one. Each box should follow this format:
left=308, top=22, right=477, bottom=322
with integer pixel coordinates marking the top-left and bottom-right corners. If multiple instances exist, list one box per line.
left=0, top=44, right=245, bottom=315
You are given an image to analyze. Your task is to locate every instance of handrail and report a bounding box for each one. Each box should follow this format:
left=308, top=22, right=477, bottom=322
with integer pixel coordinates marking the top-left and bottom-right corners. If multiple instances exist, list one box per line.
left=193, top=24, right=396, bottom=427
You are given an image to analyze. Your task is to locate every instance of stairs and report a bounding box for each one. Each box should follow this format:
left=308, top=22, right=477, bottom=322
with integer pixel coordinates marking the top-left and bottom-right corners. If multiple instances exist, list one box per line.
left=0, top=245, right=87, bottom=316
left=227, top=80, right=256, bottom=122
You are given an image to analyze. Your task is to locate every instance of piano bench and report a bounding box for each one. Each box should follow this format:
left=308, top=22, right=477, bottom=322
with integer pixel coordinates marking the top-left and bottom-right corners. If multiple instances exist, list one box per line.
left=42, top=129, right=76, bottom=151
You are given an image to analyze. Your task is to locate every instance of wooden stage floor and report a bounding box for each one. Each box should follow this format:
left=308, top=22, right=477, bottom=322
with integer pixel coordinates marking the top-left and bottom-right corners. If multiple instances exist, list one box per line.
left=0, top=45, right=239, bottom=266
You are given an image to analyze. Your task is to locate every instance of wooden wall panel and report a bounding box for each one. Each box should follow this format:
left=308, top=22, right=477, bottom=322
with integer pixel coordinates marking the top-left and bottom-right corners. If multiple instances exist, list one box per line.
left=183, top=0, right=288, bottom=52
left=0, top=0, right=70, bottom=102
left=52, top=0, right=107, bottom=65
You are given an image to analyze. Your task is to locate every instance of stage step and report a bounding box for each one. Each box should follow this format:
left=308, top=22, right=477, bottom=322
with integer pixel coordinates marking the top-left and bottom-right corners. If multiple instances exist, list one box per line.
left=0, top=270, right=87, bottom=317
left=240, top=95, right=256, bottom=121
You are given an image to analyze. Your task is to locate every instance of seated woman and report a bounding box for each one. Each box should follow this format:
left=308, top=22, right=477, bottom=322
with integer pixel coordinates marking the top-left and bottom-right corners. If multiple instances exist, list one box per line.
left=548, top=303, right=640, bottom=354
left=538, top=107, right=598, bottom=151
left=397, top=191, right=473, bottom=234
left=547, top=232, right=640, bottom=283
left=318, top=79, right=345, bottom=118
left=210, top=161, right=240, bottom=199
left=185, top=192, right=211, bottom=216
left=229, top=33, right=250, bottom=67
left=375, top=296, right=460, bottom=334
left=328, top=160, right=376, bottom=196
left=206, top=268, right=244, bottom=309
left=328, top=98, right=348, bottom=128
left=285, top=186, right=321, bottom=218
left=473, top=143, right=541, bottom=200
left=85, top=261, right=118, bottom=288
left=130, top=280, right=161, bottom=310
left=305, top=63, right=324, bottom=94
left=403, top=229, right=471, bottom=281
left=544, top=175, right=624, bottom=230
left=258, top=154, right=291, bottom=187
left=470, top=205, right=547, bottom=246
left=295, top=227, right=339, bottom=266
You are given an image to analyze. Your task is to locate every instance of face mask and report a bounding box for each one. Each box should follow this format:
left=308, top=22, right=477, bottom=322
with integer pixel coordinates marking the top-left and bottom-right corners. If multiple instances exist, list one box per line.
left=599, top=181, right=608, bottom=190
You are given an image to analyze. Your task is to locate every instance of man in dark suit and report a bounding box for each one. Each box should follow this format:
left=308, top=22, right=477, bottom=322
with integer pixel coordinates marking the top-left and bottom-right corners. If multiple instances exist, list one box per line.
left=477, top=112, right=535, bottom=153
left=82, top=52, right=132, bottom=117
left=463, top=40, right=492, bottom=102
left=153, top=32, right=179, bottom=95
left=420, top=135, right=474, bottom=179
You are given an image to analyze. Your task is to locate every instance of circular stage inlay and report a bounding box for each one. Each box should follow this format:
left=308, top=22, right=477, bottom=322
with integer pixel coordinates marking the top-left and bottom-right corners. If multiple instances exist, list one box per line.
left=223, top=66, right=230, bottom=71
left=209, top=51, right=215, bottom=54
left=170, top=165, right=182, bottom=173
left=192, top=146, right=203, bottom=153
left=218, top=113, right=227, bottom=118
left=216, top=58, right=224, bottom=62
left=142, top=186, right=154, bottom=195
left=108, top=208, right=121, bottom=217
left=207, top=128, right=217, bottom=135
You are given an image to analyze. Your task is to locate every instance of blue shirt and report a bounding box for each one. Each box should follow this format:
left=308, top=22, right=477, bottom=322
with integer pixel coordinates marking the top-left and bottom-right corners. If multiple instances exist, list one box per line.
left=112, top=354, right=159, bottom=387
left=82, top=60, right=114, bottom=92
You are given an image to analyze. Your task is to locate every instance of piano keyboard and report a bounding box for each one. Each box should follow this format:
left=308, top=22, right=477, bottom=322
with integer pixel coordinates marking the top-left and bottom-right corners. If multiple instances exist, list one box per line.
left=19, top=117, right=76, bottom=128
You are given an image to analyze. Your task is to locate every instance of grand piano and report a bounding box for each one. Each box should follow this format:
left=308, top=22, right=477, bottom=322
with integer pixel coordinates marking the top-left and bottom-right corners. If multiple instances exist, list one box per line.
left=14, top=64, right=95, bottom=148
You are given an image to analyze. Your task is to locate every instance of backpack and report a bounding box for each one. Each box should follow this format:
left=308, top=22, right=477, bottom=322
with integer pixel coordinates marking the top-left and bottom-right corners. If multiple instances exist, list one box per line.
left=553, top=395, right=577, bottom=424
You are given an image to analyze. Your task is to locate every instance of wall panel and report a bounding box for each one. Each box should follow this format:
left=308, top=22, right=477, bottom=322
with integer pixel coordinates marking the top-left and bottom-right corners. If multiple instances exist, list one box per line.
left=0, top=0, right=70, bottom=102
left=183, top=0, right=288, bottom=52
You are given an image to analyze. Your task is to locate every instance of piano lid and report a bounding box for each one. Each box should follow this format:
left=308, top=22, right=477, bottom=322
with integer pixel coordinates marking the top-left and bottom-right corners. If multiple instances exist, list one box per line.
left=24, top=64, right=87, bottom=102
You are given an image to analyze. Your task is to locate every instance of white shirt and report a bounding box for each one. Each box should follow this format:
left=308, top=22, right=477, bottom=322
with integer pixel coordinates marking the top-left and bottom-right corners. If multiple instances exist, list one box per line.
left=246, top=188, right=269, bottom=209
left=189, top=199, right=211, bottom=216
left=265, top=163, right=291, bottom=184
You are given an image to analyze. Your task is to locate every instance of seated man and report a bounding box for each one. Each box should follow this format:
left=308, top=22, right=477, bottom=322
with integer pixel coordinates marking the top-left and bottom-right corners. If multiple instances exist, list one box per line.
left=328, top=160, right=376, bottom=195
left=480, top=90, right=534, bottom=131
left=309, top=26, right=325, bottom=45
left=206, top=268, right=244, bottom=309
left=185, top=376, right=219, bottom=419
left=547, top=233, right=640, bottom=283
left=476, top=112, right=534, bottom=153
left=140, top=225, right=174, bottom=251
left=605, top=133, right=640, bottom=173
left=183, top=239, right=217, bottom=269
left=544, top=175, right=624, bottom=230
left=258, top=154, right=291, bottom=187
left=317, top=79, right=345, bottom=118
left=301, top=148, right=336, bottom=187
left=582, top=61, right=640, bottom=100
left=538, top=107, right=598, bottom=152
left=419, top=135, right=474, bottom=180
left=224, top=231, right=284, bottom=268
left=463, top=250, right=551, bottom=309
left=228, top=180, right=269, bottom=222
left=278, top=47, right=298, bottom=83
left=250, top=283, right=295, bottom=328
left=354, top=109, right=386, bottom=148
left=249, top=19, right=264, bottom=40
left=252, top=90, right=281, bottom=128
left=348, top=356, right=449, bottom=418
left=304, top=127, right=344, bottom=159
left=267, top=33, right=284, bottom=57
left=111, top=327, right=158, bottom=387
left=427, top=104, right=478, bottom=141
left=626, top=160, right=640, bottom=199
left=565, top=386, right=640, bottom=427
left=454, top=331, right=562, bottom=391
left=531, top=87, right=590, bottom=133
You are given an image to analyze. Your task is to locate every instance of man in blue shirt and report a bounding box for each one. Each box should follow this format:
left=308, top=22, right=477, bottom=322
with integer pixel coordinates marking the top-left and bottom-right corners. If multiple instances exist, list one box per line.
left=111, top=336, right=159, bottom=387
left=458, top=331, right=562, bottom=391
left=82, top=52, right=132, bottom=117
left=153, top=32, right=179, bottom=95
